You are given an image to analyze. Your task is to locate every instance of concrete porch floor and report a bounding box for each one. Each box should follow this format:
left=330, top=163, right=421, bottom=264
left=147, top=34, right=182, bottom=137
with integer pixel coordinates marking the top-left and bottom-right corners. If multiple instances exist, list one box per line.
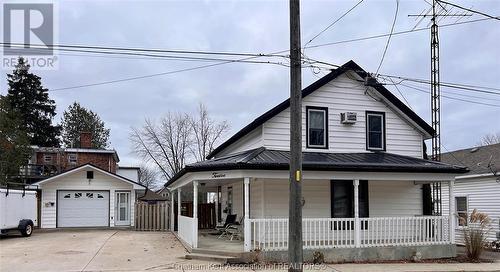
left=197, top=230, right=244, bottom=253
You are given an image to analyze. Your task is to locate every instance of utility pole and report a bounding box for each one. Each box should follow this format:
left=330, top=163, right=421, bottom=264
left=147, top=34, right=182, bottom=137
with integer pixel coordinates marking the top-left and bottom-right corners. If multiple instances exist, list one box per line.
left=288, top=0, right=303, bottom=271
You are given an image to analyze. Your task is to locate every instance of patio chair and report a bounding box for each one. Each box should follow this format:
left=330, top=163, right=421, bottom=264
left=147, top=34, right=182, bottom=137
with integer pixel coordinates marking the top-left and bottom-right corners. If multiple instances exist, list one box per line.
left=219, top=216, right=244, bottom=240
left=216, top=214, right=237, bottom=231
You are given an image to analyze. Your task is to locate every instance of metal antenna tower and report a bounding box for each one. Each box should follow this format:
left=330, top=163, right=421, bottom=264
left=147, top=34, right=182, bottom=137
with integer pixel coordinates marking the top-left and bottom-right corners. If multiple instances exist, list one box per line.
left=409, top=0, right=471, bottom=162
left=430, top=0, right=441, bottom=162
left=409, top=0, right=471, bottom=216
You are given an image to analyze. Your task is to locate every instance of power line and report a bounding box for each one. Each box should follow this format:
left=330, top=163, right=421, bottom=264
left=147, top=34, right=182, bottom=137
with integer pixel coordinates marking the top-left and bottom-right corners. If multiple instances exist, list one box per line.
left=403, top=82, right=500, bottom=102
left=388, top=77, right=413, bottom=109
left=400, top=83, right=500, bottom=107
left=381, top=74, right=500, bottom=96
left=2, top=15, right=494, bottom=63
left=304, top=0, right=364, bottom=47
left=304, top=17, right=496, bottom=50
left=376, top=0, right=399, bottom=75
left=436, top=0, right=500, bottom=21
left=305, top=57, right=500, bottom=96
left=5, top=45, right=291, bottom=66
left=0, top=42, right=288, bottom=58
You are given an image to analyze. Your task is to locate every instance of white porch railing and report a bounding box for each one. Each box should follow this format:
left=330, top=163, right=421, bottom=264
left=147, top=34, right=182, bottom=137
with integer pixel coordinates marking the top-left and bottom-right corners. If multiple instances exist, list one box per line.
left=360, top=216, right=449, bottom=247
left=249, top=216, right=449, bottom=251
left=178, top=215, right=198, bottom=248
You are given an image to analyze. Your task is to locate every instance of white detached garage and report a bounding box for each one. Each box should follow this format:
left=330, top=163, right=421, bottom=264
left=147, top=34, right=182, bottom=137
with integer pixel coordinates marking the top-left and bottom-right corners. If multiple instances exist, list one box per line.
left=34, top=164, right=145, bottom=228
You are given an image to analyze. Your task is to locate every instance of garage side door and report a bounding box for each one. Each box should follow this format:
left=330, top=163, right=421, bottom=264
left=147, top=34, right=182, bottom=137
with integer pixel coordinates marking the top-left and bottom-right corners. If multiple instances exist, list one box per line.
left=57, top=191, right=109, bottom=227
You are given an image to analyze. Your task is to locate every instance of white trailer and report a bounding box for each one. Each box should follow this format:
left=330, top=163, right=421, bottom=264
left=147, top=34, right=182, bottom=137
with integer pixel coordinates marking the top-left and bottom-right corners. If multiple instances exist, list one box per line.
left=0, top=188, right=37, bottom=236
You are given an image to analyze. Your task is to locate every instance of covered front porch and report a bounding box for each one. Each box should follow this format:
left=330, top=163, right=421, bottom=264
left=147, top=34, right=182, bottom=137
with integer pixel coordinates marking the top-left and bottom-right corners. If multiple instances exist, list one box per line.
left=169, top=170, right=457, bottom=255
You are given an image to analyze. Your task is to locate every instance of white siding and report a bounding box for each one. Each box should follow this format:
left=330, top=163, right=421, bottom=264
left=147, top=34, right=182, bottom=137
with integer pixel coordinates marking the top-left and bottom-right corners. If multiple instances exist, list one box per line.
left=369, top=180, right=423, bottom=217
left=441, top=176, right=500, bottom=243
left=263, top=73, right=424, bottom=158
left=250, top=179, right=264, bottom=218
left=117, top=168, right=139, bottom=182
left=40, top=170, right=135, bottom=228
left=245, top=179, right=422, bottom=219
left=216, top=126, right=263, bottom=158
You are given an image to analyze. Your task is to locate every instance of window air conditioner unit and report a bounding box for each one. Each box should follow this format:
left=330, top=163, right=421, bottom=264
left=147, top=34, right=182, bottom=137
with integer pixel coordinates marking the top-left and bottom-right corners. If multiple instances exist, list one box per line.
left=341, top=112, right=357, bottom=124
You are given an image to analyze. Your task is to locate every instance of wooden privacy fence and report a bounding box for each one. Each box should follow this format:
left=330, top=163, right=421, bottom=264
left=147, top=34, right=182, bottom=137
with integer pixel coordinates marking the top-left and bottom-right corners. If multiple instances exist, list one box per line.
left=135, top=202, right=169, bottom=231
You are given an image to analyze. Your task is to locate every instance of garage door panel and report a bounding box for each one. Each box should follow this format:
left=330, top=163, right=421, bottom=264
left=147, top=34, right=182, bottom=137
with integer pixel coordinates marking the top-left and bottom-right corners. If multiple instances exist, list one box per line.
left=57, top=191, right=109, bottom=227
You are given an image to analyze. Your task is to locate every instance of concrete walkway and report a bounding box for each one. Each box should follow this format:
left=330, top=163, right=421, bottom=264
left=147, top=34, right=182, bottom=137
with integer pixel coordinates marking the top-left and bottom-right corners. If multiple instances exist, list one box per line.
left=327, top=263, right=500, bottom=272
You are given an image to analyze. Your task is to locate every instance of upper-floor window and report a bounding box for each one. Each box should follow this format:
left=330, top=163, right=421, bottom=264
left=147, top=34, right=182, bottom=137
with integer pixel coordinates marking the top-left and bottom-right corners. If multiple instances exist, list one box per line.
left=306, top=106, right=328, bottom=149
left=68, top=153, right=77, bottom=164
left=43, top=154, right=53, bottom=163
left=366, top=111, right=385, bottom=151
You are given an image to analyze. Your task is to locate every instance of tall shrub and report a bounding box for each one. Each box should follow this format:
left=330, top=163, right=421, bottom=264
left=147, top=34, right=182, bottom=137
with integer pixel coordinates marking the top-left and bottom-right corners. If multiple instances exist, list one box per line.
left=462, top=209, right=490, bottom=260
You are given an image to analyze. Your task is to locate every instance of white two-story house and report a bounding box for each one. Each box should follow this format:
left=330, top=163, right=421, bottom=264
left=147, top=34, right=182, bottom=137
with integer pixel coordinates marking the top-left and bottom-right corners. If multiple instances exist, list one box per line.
left=165, top=60, right=468, bottom=262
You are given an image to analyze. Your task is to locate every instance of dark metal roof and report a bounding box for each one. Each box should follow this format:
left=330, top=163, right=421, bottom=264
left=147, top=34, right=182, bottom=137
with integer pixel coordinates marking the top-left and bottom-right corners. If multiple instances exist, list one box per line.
left=441, top=143, right=500, bottom=175
left=166, top=148, right=468, bottom=186
left=206, top=60, right=435, bottom=159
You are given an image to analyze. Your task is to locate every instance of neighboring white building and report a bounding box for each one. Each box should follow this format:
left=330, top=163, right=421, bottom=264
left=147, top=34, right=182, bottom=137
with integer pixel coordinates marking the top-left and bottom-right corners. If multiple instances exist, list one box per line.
left=117, top=166, right=140, bottom=183
left=33, top=164, right=145, bottom=228
left=166, top=60, right=468, bottom=262
left=441, top=143, right=500, bottom=244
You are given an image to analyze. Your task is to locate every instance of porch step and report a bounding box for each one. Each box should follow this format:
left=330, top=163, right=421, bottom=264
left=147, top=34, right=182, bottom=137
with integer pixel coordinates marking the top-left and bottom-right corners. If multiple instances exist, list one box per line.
left=185, top=253, right=237, bottom=263
left=191, top=248, right=242, bottom=257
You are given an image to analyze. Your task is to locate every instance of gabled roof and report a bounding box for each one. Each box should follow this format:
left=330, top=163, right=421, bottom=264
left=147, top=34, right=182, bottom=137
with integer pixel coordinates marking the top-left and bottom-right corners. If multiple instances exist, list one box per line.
left=166, top=147, right=468, bottom=186
left=33, top=163, right=146, bottom=188
left=207, top=60, right=435, bottom=159
left=441, top=143, right=500, bottom=175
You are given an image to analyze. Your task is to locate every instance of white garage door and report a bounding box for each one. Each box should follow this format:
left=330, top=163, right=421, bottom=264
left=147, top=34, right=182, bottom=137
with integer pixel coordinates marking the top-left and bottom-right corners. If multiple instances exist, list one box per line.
left=57, top=191, right=109, bottom=227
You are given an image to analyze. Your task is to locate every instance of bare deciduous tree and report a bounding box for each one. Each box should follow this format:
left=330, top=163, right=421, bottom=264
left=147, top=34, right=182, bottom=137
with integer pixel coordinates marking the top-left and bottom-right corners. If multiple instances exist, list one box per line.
left=130, top=104, right=229, bottom=180
left=138, top=164, right=159, bottom=189
left=130, top=113, right=192, bottom=180
left=477, top=132, right=500, bottom=146
left=190, top=103, right=230, bottom=161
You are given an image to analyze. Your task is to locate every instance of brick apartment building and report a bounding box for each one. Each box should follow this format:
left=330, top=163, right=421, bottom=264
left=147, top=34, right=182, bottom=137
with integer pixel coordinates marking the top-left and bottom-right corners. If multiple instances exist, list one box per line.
left=22, top=132, right=120, bottom=183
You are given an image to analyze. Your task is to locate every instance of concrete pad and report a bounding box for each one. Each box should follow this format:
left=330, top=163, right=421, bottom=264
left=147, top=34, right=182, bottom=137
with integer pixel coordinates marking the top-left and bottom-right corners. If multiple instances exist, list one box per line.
left=0, top=229, right=195, bottom=272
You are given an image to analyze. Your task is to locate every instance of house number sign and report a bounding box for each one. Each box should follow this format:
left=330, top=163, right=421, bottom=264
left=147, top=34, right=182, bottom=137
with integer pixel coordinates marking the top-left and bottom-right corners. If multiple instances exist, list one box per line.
left=211, top=172, right=226, bottom=178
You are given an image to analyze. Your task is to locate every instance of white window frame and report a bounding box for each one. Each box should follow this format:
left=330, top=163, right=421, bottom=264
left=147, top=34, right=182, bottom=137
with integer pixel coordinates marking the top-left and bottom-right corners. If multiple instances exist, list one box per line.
left=306, top=107, right=328, bottom=149
left=43, top=154, right=53, bottom=163
left=68, top=153, right=77, bottom=164
left=455, top=195, right=468, bottom=227
left=366, top=112, right=385, bottom=151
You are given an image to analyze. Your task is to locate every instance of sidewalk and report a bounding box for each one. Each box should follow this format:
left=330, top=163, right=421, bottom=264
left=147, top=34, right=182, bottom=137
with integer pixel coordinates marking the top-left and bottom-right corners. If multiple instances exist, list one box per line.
left=327, top=263, right=500, bottom=272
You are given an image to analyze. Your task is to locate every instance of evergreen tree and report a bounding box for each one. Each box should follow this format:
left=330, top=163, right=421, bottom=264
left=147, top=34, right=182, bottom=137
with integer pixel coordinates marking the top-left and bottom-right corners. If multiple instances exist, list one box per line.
left=61, top=102, right=110, bottom=149
left=0, top=95, right=31, bottom=185
left=6, top=57, right=60, bottom=147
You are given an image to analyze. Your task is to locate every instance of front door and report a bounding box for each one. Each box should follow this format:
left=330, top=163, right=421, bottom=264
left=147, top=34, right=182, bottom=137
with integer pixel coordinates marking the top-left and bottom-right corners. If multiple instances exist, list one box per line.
left=115, top=192, right=130, bottom=226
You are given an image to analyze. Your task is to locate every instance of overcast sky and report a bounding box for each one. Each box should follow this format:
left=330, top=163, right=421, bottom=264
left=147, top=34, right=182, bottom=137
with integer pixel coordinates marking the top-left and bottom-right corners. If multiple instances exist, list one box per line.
left=1, top=0, right=499, bottom=169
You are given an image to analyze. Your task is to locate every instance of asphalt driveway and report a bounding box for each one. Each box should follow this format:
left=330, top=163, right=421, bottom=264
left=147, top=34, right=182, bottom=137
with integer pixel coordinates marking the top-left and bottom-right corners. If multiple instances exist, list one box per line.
left=0, top=229, right=200, bottom=272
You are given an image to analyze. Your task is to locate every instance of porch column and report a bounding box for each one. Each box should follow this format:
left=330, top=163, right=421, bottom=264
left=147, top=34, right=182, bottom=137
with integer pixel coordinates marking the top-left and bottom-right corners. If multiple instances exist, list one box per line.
left=243, top=177, right=251, bottom=252
left=170, top=189, right=175, bottom=231
left=353, top=179, right=361, bottom=248
left=177, top=188, right=181, bottom=220
left=448, top=179, right=455, bottom=244
left=193, top=181, right=198, bottom=248
left=215, top=188, right=219, bottom=223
